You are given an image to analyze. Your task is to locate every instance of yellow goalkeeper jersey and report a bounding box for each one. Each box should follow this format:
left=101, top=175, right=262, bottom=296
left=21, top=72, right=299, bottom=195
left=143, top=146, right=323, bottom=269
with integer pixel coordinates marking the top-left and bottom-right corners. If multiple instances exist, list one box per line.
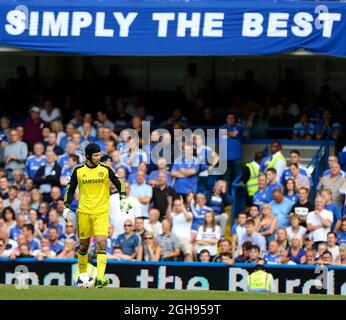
left=64, top=162, right=125, bottom=215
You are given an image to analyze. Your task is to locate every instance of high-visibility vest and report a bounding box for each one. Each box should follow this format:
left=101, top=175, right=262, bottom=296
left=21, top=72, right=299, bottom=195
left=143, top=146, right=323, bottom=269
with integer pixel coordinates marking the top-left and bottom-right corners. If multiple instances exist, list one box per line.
left=246, top=161, right=260, bottom=196
left=247, top=270, right=273, bottom=292
left=268, top=152, right=287, bottom=171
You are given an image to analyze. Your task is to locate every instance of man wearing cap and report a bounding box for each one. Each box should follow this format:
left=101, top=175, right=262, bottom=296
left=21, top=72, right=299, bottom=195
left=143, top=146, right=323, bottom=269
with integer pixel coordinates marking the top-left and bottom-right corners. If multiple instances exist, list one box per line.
left=23, top=106, right=44, bottom=150
left=63, top=142, right=131, bottom=288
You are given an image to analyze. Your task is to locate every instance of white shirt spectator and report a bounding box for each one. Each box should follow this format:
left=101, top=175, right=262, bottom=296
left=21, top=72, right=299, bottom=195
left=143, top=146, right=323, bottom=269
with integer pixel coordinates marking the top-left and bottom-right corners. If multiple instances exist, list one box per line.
left=327, top=245, right=340, bottom=262
left=130, top=182, right=152, bottom=218
left=109, top=193, right=142, bottom=239
left=307, top=210, right=333, bottom=242
left=171, top=211, right=193, bottom=242
left=40, top=108, right=61, bottom=123
left=195, top=225, right=221, bottom=256
left=144, top=220, right=163, bottom=238
left=286, top=225, right=307, bottom=242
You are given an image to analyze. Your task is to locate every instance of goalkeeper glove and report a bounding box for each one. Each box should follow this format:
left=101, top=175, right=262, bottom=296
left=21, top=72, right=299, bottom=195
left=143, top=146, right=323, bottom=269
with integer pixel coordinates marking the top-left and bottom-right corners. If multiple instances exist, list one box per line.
left=63, top=206, right=77, bottom=226
left=120, top=196, right=132, bottom=214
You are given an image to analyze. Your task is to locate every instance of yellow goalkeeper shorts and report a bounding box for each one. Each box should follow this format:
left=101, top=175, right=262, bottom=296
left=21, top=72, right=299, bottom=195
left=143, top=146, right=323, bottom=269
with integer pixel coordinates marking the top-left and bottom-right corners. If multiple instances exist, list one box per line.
left=77, top=211, right=109, bottom=239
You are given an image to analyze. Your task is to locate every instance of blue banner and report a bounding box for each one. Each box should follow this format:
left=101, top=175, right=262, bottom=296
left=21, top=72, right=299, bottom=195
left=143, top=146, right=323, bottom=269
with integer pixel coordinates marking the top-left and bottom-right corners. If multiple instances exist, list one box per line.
left=1, top=0, right=346, bottom=56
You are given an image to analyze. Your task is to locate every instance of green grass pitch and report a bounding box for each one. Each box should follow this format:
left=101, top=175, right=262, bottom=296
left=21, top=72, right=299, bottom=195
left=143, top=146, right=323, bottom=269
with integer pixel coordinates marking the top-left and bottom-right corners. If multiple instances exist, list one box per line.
left=0, top=285, right=345, bottom=300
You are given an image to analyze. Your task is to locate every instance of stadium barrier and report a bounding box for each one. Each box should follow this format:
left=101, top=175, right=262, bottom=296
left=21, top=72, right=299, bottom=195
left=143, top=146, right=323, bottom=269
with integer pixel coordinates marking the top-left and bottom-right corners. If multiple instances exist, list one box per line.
left=1, top=259, right=345, bottom=295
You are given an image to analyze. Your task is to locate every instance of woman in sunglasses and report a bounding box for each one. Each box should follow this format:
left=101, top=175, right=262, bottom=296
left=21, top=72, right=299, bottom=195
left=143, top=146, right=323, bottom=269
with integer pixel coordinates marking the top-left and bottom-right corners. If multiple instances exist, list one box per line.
left=136, top=231, right=161, bottom=262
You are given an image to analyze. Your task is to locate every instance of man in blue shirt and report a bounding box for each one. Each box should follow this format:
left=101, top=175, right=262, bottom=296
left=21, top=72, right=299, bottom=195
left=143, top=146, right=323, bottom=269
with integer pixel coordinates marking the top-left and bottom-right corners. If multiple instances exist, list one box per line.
left=9, top=214, right=26, bottom=241
left=24, top=142, right=46, bottom=179
left=22, top=224, right=41, bottom=251
left=280, top=150, right=311, bottom=185
left=253, top=174, right=270, bottom=206
left=323, top=156, right=346, bottom=178
left=171, top=145, right=200, bottom=196
left=115, top=219, right=140, bottom=259
left=270, top=189, right=293, bottom=229
left=220, top=112, right=243, bottom=188
left=48, top=227, right=64, bottom=254
left=60, top=154, right=79, bottom=196
left=239, top=219, right=267, bottom=253
left=265, top=168, right=282, bottom=202
left=321, top=189, right=342, bottom=231
left=57, top=142, right=82, bottom=171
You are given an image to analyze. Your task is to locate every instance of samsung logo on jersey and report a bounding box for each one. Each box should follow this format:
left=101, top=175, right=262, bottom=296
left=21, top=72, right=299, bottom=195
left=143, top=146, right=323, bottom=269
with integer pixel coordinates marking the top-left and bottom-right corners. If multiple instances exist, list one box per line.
left=82, top=179, right=104, bottom=184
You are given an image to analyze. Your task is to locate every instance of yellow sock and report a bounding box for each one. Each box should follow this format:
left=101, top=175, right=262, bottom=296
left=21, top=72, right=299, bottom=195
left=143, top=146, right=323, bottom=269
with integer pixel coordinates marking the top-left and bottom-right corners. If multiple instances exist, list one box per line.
left=78, top=249, right=88, bottom=274
left=96, top=249, right=107, bottom=280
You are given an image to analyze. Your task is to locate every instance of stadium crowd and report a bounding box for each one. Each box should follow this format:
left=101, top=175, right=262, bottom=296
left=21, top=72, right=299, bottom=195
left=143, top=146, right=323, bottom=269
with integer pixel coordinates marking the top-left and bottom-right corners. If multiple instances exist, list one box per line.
left=0, top=63, right=346, bottom=266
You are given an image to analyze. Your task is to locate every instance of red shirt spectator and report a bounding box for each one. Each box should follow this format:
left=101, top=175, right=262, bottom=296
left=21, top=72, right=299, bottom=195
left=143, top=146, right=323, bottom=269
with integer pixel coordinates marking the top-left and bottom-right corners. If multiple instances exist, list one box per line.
left=23, top=106, right=44, bottom=149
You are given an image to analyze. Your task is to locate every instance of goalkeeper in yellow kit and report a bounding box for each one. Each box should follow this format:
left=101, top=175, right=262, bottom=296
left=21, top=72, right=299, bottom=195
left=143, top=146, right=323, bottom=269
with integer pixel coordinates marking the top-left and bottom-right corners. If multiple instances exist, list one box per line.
left=63, top=143, right=131, bottom=288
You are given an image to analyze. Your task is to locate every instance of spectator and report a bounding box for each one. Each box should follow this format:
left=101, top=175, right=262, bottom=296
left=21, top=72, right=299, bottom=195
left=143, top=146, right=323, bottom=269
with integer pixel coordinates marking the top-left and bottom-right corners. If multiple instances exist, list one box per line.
left=161, top=109, right=188, bottom=129
left=291, top=187, right=314, bottom=227
left=136, top=231, right=161, bottom=262
left=9, top=213, right=26, bottom=241
left=288, top=163, right=310, bottom=192
left=195, top=211, right=221, bottom=261
left=24, top=143, right=46, bottom=180
left=259, top=203, right=277, bottom=245
left=167, top=197, right=193, bottom=262
left=56, top=239, right=76, bottom=259
left=307, top=196, right=333, bottom=248
left=267, top=141, right=286, bottom=184
left=253, top=174, right=269, bottom=206
left=152, top=172, right=176, bottom=220
left=337, top=244, right=346, bottom=265
left=48, top=227, right=64, bottom=254
left=144, top=208, right=162, bottom=237
left=302, top=96, right=324, bottom=125
left=198, top=249, right=211, bottom=263
left=220, top=252, right=234, bottom=265
left=276, top=228, right=290, bottom=252
left=11, top=244, right=34, bottom=259
left=0, top=177, right=9, bottom=200
left=316, top=250, right=338, bottom=266
left=0, top=238, right=11, bottom=258
left=3, top=129, right=28, bottom=178
left=246, top=245, right=265, bottom=264
left=94, top=110, right=115, bottom=131
left=60, top=154, right=79, bottom=194
left=289, top=235, right=305, bottom=264
left=59, top=221, right=77, bottom=242
left=47, top=209, right=64, bottom=235
left=35, top=245, right=56, bottom=261
left=326, top=231, right=340, bottom=262
left=2, top=206, right=16, bottom=233
left=34, top=151, right=62, bottom=202
left=279, top=249, right=296, bottom=265
left=115, top=219, right=140, bottom=260
left=3, top=186, right=21, bottom=215
left=206, top=180, right=231, bottom=237
left=317, top=163, right=345, bottom=207
left=265, top=168, right=282, bottom=202
left=40, top=99, right=61, bottom=123
left=22, top=223, right=40, bottom=251
left=148, top=157, right=172, bottom=186
left=127, top=162, right=149, bottom=185
left=315, top=109, right=342, bottom=141
left=283, top=178, right=299, bottom=204
left=303, top=249, right=316, bottom=265
left=44, top=132, right=64, bottom=156
left=292, top=112, right=315, bottom=140
left=270, top=189, right=293, bottom=229
left=231, top=212, right=248, bottom=258
left=268, top=104, right=295, bottom=139
left=220, top=112, right=243, bottom=187
left=110, top=183, right=141, bottom=239
left=248, top=204, right=261, bottom=232
left=263, top=240, right=280, bottom=264
left=286, top=214, right=307, bottom=242
left=171, top=144, right=200, bottom=196
left=156, top=219, right=181, bottom=261
left=280, top=150, right=310, bottom=185
left=323, top=156, right=346, bottom=178
left=130, top=170, right=152, bottom=218
left=189, top=193, right=212, bottom=238
left=320, top=189, right=342, bottom=231
left=134, top=217, right=146, bottom=243
left=59, top=123, right=75, bottom=150
left=30, top=189, right=43, bottom=212
left=214, top=239, right=233, bottom=262
left=50, top=120, right=67, bottom=147
left=12, top=169, right=25, bottom=192
left=107, top=245, right=132, bottom=261
left=303, top=234, right=314, bottom=251
left=336, top=218, right=346, bottom=245
left=23, top=106, right=44, bottom=150
left=239, top=219, right=266, bottom=253
left=234, top=241, right=252, bottom=263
